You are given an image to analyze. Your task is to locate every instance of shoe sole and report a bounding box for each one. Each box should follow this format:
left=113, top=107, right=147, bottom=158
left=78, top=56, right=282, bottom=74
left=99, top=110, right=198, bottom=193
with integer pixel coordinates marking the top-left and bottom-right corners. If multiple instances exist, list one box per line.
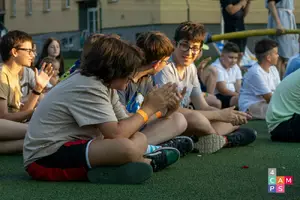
left=194, top=134, right=226, bottom=154
left=174, top=136, right=195, bottom=157
left=87, top=162, right=153, bottom=184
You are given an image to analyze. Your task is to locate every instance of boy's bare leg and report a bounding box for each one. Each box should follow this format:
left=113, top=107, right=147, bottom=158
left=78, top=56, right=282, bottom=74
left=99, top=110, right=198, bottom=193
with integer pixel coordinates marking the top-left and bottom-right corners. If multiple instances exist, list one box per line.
left=0, top=139, right=24, bottom=154
left=179, top=108, right=217, bottom=136
left=0, top=120, right=27, bottom=140
left=141, top=112, right=187, bottom=145
left=211, top=122, right=239, bottom=136
left=88, top=132, right=150, bottom=167
left=229, top=96, right=239, bottom=107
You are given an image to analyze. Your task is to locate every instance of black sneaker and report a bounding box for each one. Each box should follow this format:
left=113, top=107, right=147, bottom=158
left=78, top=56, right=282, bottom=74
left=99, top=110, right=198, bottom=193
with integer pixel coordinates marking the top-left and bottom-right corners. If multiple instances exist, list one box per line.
left=144, top=147, right=180, bottom=172
left=87, top=162, right=153, bottom=184
left=160, top=136, right=194, bottom=157
left=225, top=128, right=257, bottom=147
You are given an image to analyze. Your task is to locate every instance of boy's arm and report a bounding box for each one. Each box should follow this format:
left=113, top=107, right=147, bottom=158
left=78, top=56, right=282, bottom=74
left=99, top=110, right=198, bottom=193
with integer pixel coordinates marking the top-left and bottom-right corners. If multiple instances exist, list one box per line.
left=244, top=0, right=251, bottom=17
left=190, top=92, right=218, bottom=111
left=234, top=79, right=242, bottom=93
left=217, top=81, right=239, bottom=96
left=0, top=99, right=33, bottom=122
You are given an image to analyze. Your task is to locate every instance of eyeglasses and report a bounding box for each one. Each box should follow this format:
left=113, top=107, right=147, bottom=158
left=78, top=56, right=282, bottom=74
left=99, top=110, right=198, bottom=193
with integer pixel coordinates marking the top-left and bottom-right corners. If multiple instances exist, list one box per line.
left=178, top=41, right=202, bottom=54
left=14, top=47, right=37, bottom=56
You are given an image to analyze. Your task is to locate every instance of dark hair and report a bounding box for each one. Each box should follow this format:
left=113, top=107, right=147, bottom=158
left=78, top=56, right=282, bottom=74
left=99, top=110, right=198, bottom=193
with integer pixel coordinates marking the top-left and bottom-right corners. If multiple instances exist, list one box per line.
left=136, top=31, right=174, bottom=65
left=39, top=56, right=59, bottom=69
left=222, top=42, right=240, bottom=54
left=174, top=21, right=206, bottom=43
left=80, top=34, right=105, bottom=62
left=255, top=39, right=278, bottom=62
left=35, top=37, right=64, bottom=76
left=80, top=36, right=144, bottom=84
left=0, top=30, right=33, bottom=62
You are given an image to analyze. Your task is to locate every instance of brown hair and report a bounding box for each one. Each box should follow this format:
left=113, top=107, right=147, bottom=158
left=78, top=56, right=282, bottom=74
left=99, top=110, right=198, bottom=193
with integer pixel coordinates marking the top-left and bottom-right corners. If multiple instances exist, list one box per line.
left=136, top=31, right=174, bottom=65
left=39, top=56, right=59, bottom=69
left=174, top=21, right=206, bottom=43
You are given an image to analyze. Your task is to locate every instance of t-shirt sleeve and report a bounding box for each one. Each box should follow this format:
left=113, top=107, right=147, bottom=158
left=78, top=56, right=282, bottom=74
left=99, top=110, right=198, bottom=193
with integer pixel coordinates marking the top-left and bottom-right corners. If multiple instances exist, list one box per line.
left=153, top=64, right=176, bottom=87
left=249, top=72, right=271, bottom=96
left=236, top=66, right=243, bottom=80
left=69, top=87, right=124, bottom=127
left=117, top=90, right=127, bottom=106
left=0, top=74, right=10, bottom=100
left=216, top=67, right=226, bottom=82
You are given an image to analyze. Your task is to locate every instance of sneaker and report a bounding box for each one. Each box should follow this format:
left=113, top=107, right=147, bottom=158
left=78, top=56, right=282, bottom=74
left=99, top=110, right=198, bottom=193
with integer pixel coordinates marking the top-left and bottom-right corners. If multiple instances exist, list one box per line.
left=144, top=147, right=180, bottom=172
left=193, top=134, right=226, bottom=154
left=225, top=127, right=257, bottom=147
left=87, top=162, right=153, bottom=184
left=160, top=136, right=194, bottom=157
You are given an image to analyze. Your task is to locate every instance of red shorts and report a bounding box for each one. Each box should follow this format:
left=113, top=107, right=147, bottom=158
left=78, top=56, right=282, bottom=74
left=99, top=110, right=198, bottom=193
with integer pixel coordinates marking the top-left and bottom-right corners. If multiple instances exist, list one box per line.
left=26, top=140, right=92, bottom=181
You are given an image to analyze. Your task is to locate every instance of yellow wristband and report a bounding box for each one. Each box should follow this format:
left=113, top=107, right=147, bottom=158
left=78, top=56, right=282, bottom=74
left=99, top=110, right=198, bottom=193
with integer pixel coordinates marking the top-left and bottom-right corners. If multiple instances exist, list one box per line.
left=155, top=111, right=162, bottom=118
left=137, top=109, right=149, bottom=123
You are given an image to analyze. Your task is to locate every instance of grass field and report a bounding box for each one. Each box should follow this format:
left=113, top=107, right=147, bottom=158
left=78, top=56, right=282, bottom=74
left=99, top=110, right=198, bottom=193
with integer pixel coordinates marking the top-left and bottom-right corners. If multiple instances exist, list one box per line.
left=1, top=120, right=300, bottom=200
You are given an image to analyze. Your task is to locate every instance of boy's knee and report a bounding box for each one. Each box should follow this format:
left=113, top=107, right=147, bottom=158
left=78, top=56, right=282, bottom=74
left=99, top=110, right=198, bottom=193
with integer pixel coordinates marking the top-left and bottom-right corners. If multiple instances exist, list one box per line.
left=209, top=66, right=218, bottom=78
left=119, top=138, right=144, bottom=162
left=169, top=112, right=188, bottom=133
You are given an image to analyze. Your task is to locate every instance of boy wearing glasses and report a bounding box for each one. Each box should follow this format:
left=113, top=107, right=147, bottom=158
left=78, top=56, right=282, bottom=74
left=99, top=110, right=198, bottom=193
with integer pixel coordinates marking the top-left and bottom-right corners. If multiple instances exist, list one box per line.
left=153, top=21, right=257, bottom=153
left=0, top=30, right=54, bottom=122
left=118, top=31, right=194, bottom=156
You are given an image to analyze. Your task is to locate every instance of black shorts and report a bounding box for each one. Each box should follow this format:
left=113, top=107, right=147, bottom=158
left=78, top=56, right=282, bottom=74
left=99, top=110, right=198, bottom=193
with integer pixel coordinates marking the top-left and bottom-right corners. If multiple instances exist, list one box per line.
left=26, top=140, right=92, bottom=181
left=216, top=94, right=233, bottom=109
left=270, top=113, right=300, bottom=142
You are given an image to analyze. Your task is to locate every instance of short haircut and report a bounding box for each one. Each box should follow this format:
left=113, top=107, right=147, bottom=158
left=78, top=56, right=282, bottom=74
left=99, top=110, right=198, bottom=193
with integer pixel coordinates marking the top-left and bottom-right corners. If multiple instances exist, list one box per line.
left=80, top=36, right=144, bottom=84
left=39, top=56, right=59, bottom=69
left=136, top=31, right=174, bottom=64
left=255, top=39, right=278, bottom=62
left=222, top=42, right=240, bottom=54
left=174, top=21, right=206, bottom=43
left=0, top=30, right=33, bottom=62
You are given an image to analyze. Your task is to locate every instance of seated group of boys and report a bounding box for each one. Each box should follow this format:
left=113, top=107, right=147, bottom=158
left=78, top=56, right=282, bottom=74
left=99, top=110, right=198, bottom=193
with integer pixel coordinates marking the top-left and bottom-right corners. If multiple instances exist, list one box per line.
left=0, top=21, right=298, bottom=185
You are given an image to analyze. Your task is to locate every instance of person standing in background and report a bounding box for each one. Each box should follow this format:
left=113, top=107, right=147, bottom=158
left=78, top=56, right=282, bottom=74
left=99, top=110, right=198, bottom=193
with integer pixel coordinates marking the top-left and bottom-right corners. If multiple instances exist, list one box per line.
left=220, top=0, right=251, bottom=56
left=266, top=0, right=299, bottom=79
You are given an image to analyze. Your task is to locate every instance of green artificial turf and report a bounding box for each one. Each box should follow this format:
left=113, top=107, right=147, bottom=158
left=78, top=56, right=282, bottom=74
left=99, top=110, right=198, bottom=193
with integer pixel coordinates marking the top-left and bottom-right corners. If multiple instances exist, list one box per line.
left=0, top=120, right=299, bottom=200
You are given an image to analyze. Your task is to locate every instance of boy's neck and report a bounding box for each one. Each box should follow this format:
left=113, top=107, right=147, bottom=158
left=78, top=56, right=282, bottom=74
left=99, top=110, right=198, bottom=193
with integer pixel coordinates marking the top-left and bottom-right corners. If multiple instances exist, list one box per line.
left=258, top=61, right=271, bottom=73
left=132, top=65, right=153, bottom=83
left=172, top=53, right=185, bottom=73
left=4, top=60, right=23, bottom=75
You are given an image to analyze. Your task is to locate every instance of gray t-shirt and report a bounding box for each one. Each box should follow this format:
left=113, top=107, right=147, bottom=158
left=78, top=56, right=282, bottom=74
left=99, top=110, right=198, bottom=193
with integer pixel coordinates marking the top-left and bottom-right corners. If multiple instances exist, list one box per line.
left=153, top=60, right=201, bottom=108
left=23, top=72, right=128, bottom=168
left=118, top=76, right=154, bottom=106
left=20, top=67, right=35, bottom=99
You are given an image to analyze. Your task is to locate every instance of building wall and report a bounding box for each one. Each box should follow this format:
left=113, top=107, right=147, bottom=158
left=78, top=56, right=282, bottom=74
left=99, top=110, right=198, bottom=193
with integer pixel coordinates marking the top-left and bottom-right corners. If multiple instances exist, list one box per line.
left=4, top=0, right=79, bottom=34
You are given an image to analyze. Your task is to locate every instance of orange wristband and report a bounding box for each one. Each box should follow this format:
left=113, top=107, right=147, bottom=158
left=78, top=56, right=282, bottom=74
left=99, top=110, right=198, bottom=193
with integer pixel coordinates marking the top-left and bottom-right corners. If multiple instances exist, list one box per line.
left=155, top=111, right=162, bottom=118
left=137, top=109, right=149, bottom=123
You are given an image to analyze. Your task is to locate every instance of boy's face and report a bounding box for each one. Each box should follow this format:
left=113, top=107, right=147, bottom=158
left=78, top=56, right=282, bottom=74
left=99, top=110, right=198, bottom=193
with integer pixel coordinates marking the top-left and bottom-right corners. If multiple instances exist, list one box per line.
left=151, top=56, right=171, bottom=75
left=173, top=40, right=203, bottom=67
left=12, top=41, right=36, bottom=67
left=266, top=47, right=279, bottom=65
left=221, top=52, right=239, bottom=68
left=52, top=62, right=60, bottom=76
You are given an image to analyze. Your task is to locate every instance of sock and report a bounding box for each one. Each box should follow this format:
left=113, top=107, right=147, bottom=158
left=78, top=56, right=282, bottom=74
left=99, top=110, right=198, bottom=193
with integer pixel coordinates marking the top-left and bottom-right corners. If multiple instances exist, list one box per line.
left=145, top=145, right=161, bottom=154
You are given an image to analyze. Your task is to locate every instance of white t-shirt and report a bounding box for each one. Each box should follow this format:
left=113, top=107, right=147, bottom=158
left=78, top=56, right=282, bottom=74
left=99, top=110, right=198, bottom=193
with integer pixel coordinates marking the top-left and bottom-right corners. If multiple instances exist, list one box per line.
left=238, top=63, right=281, bottom=112
left=153, top=59, right=201, bottom=108
left=212, top=58, right=242, bottom=94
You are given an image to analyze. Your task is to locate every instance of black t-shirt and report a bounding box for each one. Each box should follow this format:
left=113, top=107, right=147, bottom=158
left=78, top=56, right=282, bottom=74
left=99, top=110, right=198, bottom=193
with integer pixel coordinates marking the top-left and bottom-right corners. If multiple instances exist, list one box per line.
left=220, top=0, right=245, bottom=33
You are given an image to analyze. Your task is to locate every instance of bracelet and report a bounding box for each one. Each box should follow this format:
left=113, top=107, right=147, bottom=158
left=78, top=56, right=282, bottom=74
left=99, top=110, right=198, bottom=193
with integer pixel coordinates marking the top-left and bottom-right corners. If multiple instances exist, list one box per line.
left=137, top=109, right=148, bottom=123
left=155, top=111, right=162, bottom=118
left=32, top=89, right=41, bottom=96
